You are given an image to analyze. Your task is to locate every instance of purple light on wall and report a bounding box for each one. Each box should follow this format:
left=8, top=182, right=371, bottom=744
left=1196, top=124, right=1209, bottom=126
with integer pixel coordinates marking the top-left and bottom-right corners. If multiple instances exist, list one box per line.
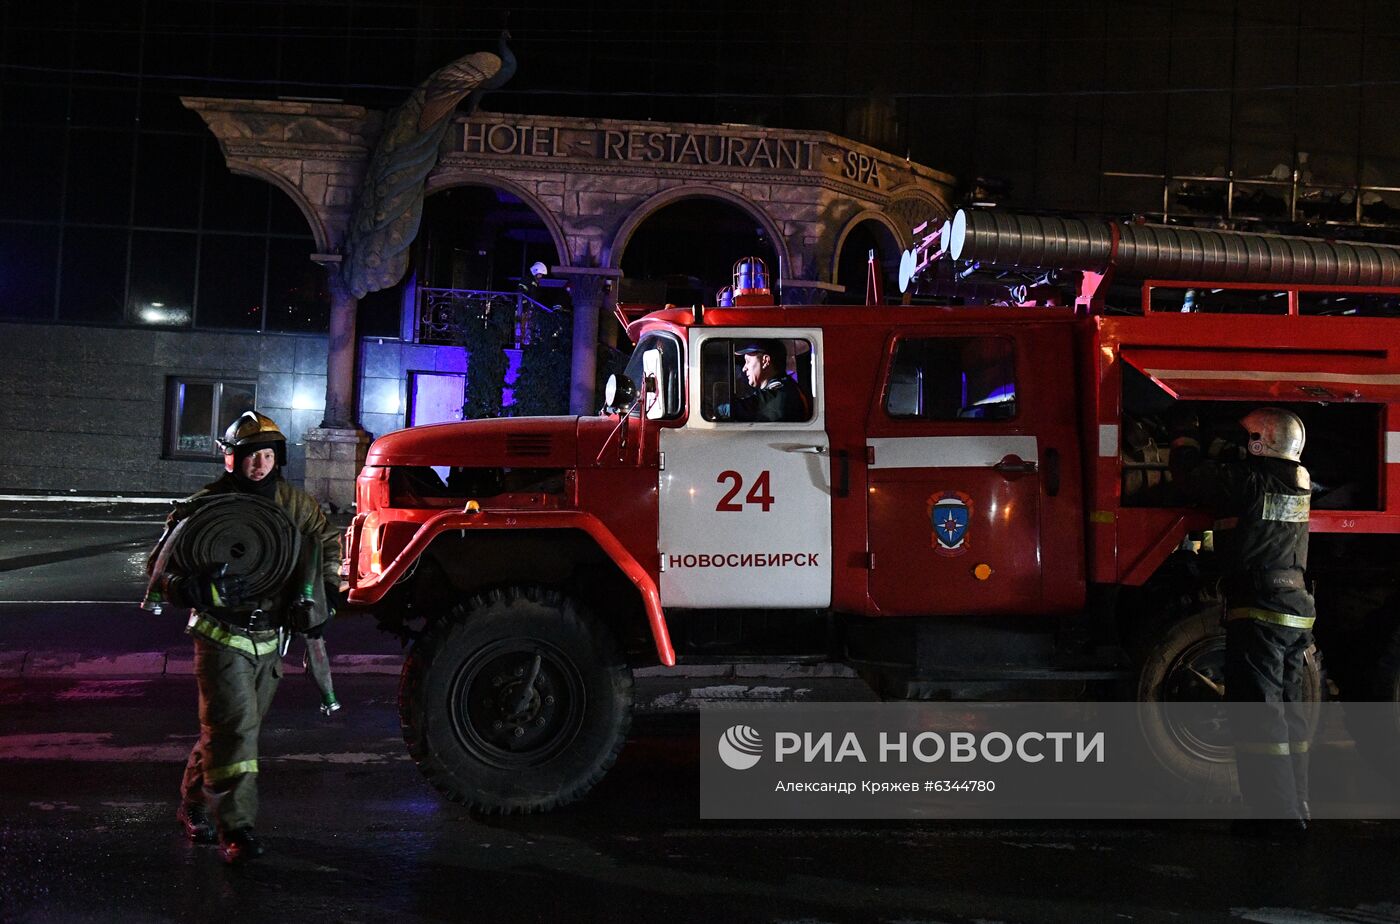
left=399, top=343, right=521, bottom=421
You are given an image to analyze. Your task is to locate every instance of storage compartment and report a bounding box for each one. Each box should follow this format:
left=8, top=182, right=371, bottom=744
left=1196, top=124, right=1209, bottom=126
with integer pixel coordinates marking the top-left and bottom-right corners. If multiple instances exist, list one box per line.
left=1119, top=361, right=1383, bottom=511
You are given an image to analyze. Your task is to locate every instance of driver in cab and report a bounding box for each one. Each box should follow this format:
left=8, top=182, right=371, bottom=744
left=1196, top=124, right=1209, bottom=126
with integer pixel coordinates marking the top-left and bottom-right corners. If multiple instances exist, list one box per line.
left=722, top=339, right=808, bottom=423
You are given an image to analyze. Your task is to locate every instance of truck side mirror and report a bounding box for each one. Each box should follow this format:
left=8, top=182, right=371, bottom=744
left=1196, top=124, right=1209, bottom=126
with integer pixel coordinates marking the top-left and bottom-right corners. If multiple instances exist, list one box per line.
left=642, top=348, right=665, bottom=420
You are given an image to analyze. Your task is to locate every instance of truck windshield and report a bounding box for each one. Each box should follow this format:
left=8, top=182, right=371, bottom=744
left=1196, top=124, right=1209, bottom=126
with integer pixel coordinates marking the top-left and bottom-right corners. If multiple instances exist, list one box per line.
left=622, top=333, right=683, bottom=418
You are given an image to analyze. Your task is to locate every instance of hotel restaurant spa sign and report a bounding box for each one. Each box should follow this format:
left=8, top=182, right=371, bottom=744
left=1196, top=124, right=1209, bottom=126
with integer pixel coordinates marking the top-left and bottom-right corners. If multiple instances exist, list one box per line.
left=459, top=119, right=888, bottom=188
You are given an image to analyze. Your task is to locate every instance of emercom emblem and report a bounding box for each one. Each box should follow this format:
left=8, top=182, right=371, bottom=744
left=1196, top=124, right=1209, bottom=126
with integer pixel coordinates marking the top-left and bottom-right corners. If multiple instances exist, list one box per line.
left=928, top=490, right=974, bottom=556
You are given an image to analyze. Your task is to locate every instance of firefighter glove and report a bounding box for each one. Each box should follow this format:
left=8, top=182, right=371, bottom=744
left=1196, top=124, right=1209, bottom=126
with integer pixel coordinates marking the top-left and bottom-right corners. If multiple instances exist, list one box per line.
left=325, top=581, right=346, bottom=615
left=168, top=565, right=248, bottom=609
left=288, top=597, right=316, bottom=632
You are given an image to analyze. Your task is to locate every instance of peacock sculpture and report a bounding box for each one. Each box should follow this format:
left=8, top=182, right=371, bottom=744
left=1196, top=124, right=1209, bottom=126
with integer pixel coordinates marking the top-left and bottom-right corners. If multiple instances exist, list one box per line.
left=341, top=49, right=503, bottom=299
left=465, top=27, right=516, bottom=116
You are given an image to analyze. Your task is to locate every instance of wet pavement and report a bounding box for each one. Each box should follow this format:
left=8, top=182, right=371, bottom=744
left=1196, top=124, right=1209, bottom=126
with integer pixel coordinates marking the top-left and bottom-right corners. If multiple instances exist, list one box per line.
left=4, top=673, right=1400, bottom=924
left=0, top=500, right=163, bottom=603
left=5, top=500, right=1400, bottom=921
left=0, top=497, right=399, bottom=672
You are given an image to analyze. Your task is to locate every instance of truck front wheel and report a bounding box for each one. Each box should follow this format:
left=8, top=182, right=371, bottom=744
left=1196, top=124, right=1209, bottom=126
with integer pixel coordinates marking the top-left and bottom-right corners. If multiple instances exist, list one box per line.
left=399, top=587, right=634, bottom=814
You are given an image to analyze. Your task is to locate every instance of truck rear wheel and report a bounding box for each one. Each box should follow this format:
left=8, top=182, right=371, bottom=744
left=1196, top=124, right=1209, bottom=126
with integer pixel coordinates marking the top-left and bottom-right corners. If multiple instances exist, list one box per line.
left=399, top=587, right=633, bottom=814
left=1136, top=604, right=1323, bottom=795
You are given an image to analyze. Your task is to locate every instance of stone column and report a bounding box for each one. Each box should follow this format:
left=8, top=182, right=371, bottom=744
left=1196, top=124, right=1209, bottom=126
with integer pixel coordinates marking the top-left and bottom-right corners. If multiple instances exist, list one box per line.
left=558, top=267, right=621, bottom=416
left=322, top=270, right=358, bottom=428
left=304, top=267, right=372, bottom=513
left=302, top=426, right=372, bottom=514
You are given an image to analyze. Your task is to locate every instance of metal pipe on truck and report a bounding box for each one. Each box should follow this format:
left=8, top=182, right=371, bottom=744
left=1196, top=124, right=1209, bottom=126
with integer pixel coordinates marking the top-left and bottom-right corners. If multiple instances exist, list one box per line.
left=948, top=209, right=1400, bottom=286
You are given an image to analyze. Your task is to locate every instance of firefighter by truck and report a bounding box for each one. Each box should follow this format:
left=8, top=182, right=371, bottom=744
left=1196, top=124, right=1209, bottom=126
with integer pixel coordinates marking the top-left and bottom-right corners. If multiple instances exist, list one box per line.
left=343, top=213, right=1400, bottom=815
left=1171, top=406, right=1316, bottom=833
left=146, top=412, right=342, bottom=862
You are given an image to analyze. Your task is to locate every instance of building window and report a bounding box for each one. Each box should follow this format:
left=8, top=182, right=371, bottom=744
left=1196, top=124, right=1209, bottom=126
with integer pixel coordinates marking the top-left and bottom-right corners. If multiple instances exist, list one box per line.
left=165, top=377, right=257, bottom=460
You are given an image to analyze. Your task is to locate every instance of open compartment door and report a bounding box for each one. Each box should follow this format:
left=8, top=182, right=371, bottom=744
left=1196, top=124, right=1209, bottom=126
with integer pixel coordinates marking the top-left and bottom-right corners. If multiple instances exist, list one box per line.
left=1121, top=348, right=1400, bottom=403
left=1118, top=345, right=1399, bottom=532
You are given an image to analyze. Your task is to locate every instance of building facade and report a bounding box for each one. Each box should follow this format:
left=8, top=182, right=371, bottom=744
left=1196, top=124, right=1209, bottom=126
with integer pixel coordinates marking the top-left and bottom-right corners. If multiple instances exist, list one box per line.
left=9, top=2, right=1400, bottom=507
left=1, top=101, right=954, bottom=506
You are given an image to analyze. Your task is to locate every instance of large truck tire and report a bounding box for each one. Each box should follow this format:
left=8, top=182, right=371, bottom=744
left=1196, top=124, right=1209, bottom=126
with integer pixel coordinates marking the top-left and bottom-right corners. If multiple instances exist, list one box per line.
left=399, top=586, right=633, bottom=814
left=1343, top=619, right=1400, bottom=781
left=1135, top=603, right=1323, bottom=796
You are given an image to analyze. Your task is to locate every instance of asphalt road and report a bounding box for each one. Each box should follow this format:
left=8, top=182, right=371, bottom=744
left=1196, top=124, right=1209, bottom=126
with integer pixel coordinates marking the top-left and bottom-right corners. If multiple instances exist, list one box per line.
left=4, top=500, right=1400, bottom=922
left=0, top=498, right=403, bottom=667
left=4, top=673, right=1400, bottom=924
left=0, top=501, right=163, bottom=603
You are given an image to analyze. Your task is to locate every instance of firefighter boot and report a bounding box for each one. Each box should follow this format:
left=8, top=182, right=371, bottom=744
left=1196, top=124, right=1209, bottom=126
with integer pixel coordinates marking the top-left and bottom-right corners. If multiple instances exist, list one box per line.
left=1233, top=748, right=1305, bottom=834
left=176, top=802, right=216, bottom=844
left=1292, top=748, right=1311, bottom=824
left=219, top=827, right=265, bottom=865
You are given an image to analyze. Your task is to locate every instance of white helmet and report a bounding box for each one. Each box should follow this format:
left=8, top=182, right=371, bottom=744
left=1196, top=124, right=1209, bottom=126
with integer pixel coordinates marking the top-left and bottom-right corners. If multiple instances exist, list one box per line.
left=1240, top=407, right=1305, bottom=462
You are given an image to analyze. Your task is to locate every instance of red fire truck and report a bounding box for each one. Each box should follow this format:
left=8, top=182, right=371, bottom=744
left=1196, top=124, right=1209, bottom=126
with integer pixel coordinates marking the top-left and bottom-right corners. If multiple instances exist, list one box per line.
left=345, top=211, right=1400, bottom=813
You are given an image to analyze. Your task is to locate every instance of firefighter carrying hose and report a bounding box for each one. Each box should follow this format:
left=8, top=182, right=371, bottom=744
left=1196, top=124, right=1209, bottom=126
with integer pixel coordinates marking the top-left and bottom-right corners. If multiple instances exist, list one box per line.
left=143, top=411, right=343, bottom=864
left=1170, top=406, right=1314, bottom=835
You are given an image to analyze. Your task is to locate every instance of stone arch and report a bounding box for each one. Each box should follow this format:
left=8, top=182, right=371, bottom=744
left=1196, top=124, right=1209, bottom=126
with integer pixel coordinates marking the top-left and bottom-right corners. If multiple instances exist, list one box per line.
left=827, top=208, right=907, bottom=289
left=885, top=190, right=953, bottom=240
left=605, top=185, right=791, bottom=281
left=424, top=170, right=571, bottom=266
left=823, top=210, right=912, bottom=299
left=225, top=161, right=332, bottom=252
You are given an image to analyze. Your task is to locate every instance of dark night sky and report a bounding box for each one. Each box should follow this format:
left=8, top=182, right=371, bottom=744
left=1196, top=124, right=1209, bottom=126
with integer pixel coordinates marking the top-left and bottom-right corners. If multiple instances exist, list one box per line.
left=6, top=0, right=1400, bottom=211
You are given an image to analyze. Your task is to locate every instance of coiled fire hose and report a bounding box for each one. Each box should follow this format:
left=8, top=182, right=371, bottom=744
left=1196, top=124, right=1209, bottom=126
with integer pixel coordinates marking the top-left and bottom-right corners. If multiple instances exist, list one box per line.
left=147, top=494, right=343, bottom=715
left=162, top=494, right=301, bottom=605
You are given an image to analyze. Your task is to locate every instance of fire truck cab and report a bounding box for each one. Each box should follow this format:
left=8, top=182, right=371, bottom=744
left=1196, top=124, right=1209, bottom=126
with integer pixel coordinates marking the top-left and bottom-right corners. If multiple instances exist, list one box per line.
left=347, top=219, right=1400, bottom=814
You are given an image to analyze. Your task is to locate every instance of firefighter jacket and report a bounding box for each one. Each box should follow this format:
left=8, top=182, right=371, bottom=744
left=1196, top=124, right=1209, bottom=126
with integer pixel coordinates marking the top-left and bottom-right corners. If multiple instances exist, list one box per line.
left=145, top=475, right=342, bottom=653
left=1170, top=445, right=1315, bottom=628
left=732, top=376, right=808, bottom=422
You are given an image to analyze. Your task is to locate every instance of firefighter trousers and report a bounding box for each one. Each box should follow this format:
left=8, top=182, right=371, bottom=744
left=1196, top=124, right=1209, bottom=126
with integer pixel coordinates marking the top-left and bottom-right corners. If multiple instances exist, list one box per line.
left=1224, top=618, right=1312, bottom=820
left=180, top=633, right=283, bottom=833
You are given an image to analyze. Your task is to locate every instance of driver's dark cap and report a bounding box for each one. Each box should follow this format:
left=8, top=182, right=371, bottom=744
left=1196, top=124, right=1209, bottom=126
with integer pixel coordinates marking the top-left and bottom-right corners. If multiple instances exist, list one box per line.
left=733, top=339, right=786, bottom=364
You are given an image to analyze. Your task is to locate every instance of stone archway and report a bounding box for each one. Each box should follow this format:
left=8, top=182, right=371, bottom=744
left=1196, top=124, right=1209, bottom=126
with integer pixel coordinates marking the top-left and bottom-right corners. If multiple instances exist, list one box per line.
left=424, top=171, right=571, bottom=270
left=604, top=185, right=792, bottom=282
left=611, top=195, right=784, bottom=311
left=829, top=209, right=906, bottom=304
left=225, top=162, right=333, bottom=253
left=184, top=97, right=959, bottom=505
left=829, top=209, right=906, bottom=280
left=884, top=191, right=952, bottom=254
left=224, top=162, right=333, bottom=254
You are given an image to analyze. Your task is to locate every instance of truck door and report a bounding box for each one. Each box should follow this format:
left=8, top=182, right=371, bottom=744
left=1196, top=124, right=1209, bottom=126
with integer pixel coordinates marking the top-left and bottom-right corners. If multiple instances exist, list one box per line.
left=865, top=328, right=1068, bottom=615
left=657, top=329, right=832, bottom=608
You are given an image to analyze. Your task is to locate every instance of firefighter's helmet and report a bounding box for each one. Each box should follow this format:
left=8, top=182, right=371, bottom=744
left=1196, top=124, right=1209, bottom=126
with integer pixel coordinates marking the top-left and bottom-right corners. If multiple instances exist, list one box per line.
left=217, top=411, right=288, bottom=466
left=1240, top=407, right=1305, bottom=463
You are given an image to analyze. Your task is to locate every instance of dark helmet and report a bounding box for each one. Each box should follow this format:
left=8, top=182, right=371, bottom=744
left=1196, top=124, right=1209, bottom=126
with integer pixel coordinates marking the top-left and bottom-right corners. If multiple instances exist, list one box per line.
left=217, top=411, right=288, bottom=466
